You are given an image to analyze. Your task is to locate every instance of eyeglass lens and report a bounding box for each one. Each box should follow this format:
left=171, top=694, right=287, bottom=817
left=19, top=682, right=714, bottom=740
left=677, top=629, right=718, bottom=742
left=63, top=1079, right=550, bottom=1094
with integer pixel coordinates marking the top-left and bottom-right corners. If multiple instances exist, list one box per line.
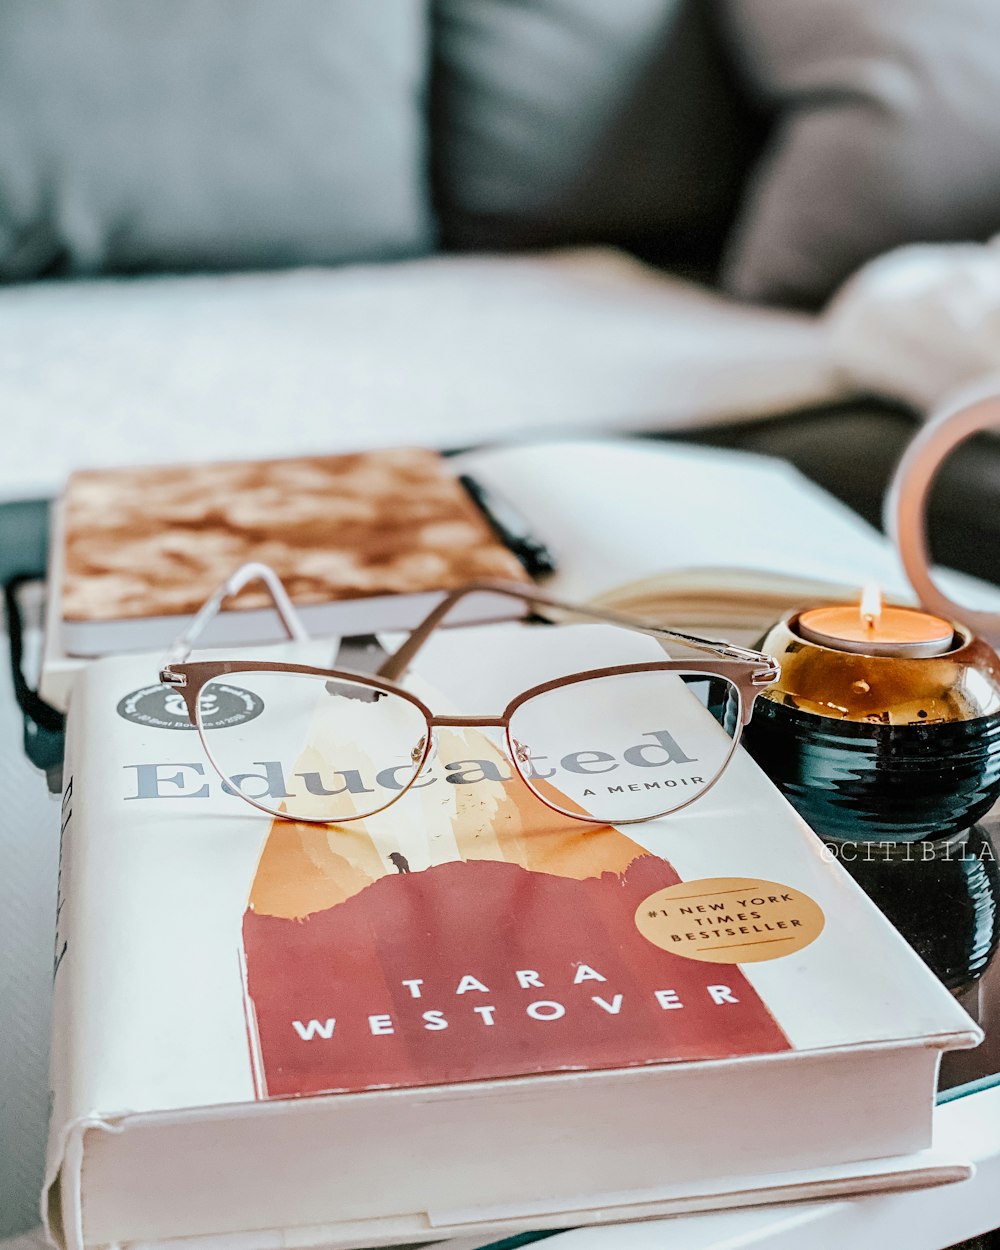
left=197, top=671, right=429, bottom=822
left=508, top=670, right=741, bottom=823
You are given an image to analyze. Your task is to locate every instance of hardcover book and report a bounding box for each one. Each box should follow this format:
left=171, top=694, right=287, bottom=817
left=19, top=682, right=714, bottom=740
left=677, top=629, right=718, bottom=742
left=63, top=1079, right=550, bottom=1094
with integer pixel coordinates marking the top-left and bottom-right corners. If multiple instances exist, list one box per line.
left=49, top=446, right=529, bottom=659
left=45, top=623, right=980, bottom=1250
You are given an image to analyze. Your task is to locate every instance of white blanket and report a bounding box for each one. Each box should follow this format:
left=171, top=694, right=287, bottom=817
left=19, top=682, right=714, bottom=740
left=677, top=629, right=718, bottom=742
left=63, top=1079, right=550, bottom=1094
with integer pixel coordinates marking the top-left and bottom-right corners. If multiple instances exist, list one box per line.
left=11, top=239, right=1000, bottom=512
left=829, top=236, right=1000, bottom=410
left=0, top=248, right=837, bottom=502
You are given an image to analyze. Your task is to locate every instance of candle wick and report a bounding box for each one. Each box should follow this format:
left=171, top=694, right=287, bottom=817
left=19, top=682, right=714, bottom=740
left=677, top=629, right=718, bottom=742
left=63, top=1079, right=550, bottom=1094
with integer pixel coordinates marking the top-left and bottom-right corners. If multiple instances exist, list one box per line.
left=863, top=614, right=876, bottom=632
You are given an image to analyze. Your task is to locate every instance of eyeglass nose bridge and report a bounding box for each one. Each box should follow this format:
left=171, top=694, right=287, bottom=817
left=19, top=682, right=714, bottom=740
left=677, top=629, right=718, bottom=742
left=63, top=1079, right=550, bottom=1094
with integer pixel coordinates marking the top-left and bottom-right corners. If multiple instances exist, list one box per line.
left=417, top=715, right=520, bottom=778
left=428, top=714, right=508, bottom=729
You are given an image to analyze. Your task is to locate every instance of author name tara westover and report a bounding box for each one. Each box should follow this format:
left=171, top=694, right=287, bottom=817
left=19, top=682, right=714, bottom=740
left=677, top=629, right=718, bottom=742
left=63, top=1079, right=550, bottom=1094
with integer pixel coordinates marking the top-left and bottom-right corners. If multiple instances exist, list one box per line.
left=288, top=964, right=748, bottom=1042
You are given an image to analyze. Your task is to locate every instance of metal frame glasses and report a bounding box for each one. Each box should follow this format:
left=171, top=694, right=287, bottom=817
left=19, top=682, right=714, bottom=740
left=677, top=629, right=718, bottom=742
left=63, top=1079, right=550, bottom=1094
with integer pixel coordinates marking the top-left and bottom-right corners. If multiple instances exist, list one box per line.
left=159, top=562, right=780, bottom=826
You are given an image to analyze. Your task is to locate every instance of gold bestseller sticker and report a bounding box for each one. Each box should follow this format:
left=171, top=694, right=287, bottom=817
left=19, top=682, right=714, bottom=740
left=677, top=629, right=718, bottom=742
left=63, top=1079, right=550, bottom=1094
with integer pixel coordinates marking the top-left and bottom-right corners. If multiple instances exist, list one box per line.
left=635, top=877, right=825, bottom=963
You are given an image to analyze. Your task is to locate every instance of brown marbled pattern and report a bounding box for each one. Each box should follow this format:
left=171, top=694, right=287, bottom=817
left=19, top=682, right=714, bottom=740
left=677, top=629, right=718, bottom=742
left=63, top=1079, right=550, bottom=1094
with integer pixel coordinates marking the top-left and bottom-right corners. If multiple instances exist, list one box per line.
left=62, top=448, right=528, bottom=621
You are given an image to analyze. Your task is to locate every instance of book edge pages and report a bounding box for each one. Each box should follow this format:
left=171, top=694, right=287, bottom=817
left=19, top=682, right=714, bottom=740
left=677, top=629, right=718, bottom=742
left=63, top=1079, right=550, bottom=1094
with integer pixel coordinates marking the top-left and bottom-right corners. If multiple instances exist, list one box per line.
left=427, top=1157, right=975, bottom=1231
left=47, top=1040, right=956, bottom=1248
left=45, top=1105, right=974, bottom=1250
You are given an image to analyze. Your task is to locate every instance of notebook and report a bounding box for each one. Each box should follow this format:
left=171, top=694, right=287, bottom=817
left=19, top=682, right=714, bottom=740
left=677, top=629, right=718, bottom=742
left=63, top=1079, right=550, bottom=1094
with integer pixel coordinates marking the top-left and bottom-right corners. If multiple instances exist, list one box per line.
left=51, top=446, right=528, bottom=663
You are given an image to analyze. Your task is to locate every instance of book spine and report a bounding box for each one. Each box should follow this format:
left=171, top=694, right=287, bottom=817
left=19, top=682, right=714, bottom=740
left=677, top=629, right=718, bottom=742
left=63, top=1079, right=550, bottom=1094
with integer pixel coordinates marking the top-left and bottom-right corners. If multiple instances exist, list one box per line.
left=42, top=673, right=93, bottom=1250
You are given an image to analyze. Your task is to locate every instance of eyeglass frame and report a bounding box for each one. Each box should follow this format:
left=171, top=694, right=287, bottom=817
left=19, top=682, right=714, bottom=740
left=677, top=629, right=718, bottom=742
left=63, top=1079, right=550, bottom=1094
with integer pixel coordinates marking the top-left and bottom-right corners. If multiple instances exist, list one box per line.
left=159, top=562, right=781, bottom=826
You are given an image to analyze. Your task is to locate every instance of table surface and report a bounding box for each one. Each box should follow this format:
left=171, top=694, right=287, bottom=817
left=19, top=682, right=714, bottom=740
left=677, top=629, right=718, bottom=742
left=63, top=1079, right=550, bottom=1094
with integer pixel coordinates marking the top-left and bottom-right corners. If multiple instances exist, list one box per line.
left=834, top=810, right=1000, bottom=1100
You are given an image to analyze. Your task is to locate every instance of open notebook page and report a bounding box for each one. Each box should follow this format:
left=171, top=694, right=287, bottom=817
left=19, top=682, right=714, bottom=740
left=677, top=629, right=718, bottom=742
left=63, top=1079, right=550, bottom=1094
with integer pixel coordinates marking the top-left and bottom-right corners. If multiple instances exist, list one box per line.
left=451, top=438, right=1000, bottom=615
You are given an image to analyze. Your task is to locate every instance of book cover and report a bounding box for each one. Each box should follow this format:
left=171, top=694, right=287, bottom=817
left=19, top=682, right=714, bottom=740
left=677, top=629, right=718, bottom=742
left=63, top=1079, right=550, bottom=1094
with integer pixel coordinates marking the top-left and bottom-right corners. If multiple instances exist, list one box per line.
left=44, top=623, right=982, bottom=1249
left=55, top=447, right=529, bottom=656
left=243, top=743, right=792, bottom=1099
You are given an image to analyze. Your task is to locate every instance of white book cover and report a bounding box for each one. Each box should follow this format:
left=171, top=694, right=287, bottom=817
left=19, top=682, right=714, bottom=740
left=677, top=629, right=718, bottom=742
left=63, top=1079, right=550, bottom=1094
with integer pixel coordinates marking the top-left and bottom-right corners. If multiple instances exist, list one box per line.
left=45, top=623, right=981, bottom=1250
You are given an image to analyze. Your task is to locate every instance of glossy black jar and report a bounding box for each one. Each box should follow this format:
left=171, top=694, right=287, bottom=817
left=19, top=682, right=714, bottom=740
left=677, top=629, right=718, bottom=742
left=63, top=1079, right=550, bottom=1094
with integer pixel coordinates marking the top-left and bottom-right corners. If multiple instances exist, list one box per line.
left=743, top=612, right=1000, bottom=843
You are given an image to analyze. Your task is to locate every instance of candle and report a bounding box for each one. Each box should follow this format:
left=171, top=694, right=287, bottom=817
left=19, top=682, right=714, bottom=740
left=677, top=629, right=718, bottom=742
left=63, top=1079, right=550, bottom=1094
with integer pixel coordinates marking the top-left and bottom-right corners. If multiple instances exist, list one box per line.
left=797, top=585, right=954, bottom=658
left=745, top=605, right=1000, bottom=845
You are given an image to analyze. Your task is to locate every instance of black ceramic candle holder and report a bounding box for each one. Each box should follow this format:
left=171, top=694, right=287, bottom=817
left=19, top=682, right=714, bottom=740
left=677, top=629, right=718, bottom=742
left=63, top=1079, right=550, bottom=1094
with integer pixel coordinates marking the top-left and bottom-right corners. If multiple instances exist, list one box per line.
left=743, top=611, right=1000, bottom=843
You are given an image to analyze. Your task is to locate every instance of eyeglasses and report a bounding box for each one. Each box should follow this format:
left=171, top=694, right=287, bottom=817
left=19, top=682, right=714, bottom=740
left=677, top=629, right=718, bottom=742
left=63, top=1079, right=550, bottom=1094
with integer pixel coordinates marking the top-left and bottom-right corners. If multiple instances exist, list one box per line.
left=159, top=562, right=780, bottom=826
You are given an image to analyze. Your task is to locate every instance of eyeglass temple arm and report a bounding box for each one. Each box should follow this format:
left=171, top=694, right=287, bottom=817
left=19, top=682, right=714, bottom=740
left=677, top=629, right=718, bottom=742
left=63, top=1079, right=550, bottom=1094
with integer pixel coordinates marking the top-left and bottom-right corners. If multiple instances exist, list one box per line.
left=161, top=561, right=309, bottom=668
left=376, top=578, right=777, bottom=683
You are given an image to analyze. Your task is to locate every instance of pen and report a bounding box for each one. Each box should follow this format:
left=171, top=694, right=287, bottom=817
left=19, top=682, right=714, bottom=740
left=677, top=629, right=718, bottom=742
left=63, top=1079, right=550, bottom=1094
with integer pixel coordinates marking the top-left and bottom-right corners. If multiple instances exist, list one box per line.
left=458, top=473, right=558, bottom=578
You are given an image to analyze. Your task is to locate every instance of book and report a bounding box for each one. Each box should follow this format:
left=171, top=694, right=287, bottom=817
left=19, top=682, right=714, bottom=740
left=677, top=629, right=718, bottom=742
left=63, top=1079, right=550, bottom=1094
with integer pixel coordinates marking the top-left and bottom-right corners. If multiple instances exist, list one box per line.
left=45, top=621, right=980, bottom=1250
left=451, top=439, right=1000, bottom=637
left=49, top=445, right=530, bottom=659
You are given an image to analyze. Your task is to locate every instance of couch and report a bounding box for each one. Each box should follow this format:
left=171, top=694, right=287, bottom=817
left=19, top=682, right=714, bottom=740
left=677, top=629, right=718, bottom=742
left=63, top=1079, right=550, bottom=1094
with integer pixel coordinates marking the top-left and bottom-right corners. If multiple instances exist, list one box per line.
left=4, top=0, right=1000, bottom=1237
left=3, top=1, right=1000, bottom=578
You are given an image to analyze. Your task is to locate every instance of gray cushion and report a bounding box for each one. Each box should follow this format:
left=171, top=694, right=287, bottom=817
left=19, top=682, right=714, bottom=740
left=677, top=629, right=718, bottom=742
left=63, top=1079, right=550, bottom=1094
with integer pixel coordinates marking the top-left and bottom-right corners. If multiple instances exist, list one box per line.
left=0, top=0, right=432, bottom=280
left=431, top=0, right=753, bottom=264
left=720, top=0, right=1000, bottom=308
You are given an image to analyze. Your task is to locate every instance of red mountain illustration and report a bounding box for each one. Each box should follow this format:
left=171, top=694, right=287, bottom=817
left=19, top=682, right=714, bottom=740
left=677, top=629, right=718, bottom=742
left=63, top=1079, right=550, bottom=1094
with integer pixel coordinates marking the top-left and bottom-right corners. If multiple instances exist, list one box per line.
left=243, top=854, right=790, bottom=1098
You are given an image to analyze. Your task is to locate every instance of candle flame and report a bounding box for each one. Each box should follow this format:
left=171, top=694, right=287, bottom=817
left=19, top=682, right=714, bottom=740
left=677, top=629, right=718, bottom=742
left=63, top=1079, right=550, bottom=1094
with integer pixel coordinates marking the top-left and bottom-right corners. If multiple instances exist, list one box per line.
left=860, top=582, right=883, bottom=631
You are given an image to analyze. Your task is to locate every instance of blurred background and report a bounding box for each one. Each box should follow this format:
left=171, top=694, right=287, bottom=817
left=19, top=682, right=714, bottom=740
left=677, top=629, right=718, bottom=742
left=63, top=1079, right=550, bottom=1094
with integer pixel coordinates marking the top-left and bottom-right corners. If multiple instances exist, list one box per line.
left=3, top=0, right=1000, bottom=581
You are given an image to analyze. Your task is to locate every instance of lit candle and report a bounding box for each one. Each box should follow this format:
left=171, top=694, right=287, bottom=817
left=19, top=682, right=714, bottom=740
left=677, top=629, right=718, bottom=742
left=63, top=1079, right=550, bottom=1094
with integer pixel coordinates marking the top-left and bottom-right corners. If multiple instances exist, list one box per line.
left=797, top=584, right=954, bottom=658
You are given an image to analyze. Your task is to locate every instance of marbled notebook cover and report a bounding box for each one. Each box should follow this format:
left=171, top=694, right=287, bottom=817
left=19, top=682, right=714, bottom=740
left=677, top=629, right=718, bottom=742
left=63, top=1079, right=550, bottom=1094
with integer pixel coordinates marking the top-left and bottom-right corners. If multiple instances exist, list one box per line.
left=62, top=448, right=527, bottom=622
